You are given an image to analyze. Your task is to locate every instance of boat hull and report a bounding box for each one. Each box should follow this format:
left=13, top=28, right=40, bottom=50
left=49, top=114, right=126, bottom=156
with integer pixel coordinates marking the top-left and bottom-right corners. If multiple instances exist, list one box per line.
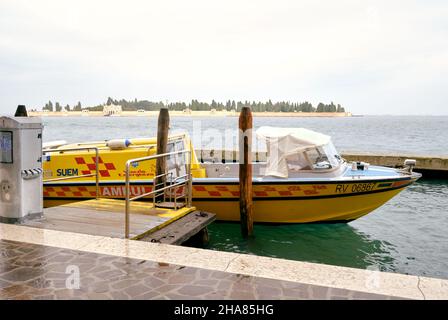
left=192, top=187, right=404, bottom=223
left=43, top=178, right=414, bottom=223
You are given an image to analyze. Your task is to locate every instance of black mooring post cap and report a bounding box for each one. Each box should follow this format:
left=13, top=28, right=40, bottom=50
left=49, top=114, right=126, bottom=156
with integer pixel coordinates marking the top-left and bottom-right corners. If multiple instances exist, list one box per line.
left=15, top=105, right=28, bottom=117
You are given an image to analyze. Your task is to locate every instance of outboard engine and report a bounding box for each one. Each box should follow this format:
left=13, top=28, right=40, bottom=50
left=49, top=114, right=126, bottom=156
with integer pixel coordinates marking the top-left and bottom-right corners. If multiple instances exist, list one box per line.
left=404, top=159, right=417, bottom=173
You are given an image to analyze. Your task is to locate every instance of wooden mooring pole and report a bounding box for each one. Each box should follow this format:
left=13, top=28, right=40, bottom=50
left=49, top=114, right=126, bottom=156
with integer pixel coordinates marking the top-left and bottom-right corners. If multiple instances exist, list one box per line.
left=155, top=108, right=170, bottom=203
left=239, top=107, right=254, bottom=237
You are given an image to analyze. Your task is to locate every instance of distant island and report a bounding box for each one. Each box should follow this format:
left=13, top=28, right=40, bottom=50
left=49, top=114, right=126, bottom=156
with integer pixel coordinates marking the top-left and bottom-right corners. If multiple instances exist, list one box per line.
left=29, top=97, right=351, bottom=117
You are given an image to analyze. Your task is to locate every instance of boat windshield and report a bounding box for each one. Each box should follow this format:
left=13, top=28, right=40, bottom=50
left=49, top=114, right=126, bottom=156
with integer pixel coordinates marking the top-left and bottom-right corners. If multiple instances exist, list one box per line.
left=166, top=138, right=188, bottom=178
left=302, top=142, right=341, bottom=170
left=256, top=126, right=342, bottom=178
left=284, top=142, right=341, bottom=172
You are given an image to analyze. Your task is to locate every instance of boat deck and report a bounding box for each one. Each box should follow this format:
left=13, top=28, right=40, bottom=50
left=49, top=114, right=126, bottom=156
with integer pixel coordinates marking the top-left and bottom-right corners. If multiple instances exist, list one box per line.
left=22, top=199, right=198, bottom=240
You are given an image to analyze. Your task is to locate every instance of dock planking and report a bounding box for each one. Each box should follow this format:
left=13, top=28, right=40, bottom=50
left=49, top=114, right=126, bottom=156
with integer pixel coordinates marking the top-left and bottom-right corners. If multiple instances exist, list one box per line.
left=139, top=210, right=215, bottom=245
left=22, top=198, right=199, bottom=240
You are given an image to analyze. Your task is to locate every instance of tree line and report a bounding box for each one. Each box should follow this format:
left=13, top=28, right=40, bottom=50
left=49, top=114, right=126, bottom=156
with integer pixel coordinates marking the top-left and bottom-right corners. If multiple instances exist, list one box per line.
left=42, top=101, right=82, bottom=112
left=42, top=98, right=346, bottom=113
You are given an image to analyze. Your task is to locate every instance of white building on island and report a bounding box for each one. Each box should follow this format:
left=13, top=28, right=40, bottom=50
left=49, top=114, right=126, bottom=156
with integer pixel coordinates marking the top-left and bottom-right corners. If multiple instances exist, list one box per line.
left=103, top=104, right=122, bottom=116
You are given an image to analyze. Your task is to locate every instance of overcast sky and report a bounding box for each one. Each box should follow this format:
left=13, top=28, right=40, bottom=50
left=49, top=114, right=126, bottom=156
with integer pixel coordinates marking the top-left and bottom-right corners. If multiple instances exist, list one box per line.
left=0, top=0, right=447, bottom=115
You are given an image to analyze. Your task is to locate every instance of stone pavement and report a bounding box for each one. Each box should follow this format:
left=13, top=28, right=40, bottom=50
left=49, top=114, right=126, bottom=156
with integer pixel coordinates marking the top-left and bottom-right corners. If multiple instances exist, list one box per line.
left=0, top=239, right=395, bottom=300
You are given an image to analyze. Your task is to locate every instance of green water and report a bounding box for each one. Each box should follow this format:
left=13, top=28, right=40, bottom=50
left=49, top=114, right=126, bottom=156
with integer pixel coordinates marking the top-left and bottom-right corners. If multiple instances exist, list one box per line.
left=207, top=222, right=395, bottom=270
left=206, top=179, right=448, bottom=279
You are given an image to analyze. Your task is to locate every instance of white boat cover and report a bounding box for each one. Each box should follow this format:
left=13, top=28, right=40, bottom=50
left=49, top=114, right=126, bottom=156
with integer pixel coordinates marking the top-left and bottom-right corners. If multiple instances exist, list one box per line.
left=256, top=126, right=332, bottom=178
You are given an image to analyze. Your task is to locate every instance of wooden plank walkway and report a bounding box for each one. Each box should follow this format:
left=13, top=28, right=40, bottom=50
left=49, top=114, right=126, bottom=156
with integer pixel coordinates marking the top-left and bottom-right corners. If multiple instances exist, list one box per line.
left=139, top=211, right=215, bottom=245
left=22, top=198, right=196, bottom=240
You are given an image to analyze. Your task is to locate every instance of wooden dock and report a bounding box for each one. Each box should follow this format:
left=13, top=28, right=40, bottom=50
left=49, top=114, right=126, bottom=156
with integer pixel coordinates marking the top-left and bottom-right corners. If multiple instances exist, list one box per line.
left=140, top=211, right=215, bottom=245
left=341, top=153, right=448, bottom=178
left=22, top=198, right=215, bottom=242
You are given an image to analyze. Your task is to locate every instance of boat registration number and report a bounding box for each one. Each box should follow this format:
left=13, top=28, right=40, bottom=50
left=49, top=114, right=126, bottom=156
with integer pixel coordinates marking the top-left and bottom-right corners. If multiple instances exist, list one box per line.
left=336, top=183, right=375, bottom=193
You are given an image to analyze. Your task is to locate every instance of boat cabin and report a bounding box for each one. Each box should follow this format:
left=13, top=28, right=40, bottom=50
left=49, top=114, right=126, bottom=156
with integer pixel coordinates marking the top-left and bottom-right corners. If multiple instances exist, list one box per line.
left=200, top=126, right=345, bottom=180
left=42, top=127, right=345, bottom=184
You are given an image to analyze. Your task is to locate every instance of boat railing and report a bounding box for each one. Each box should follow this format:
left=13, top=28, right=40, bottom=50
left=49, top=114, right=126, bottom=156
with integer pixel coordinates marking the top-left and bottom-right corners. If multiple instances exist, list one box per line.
left=124, top=149, right=192, bottom=239
left=42, top=147, right=100, bottom=199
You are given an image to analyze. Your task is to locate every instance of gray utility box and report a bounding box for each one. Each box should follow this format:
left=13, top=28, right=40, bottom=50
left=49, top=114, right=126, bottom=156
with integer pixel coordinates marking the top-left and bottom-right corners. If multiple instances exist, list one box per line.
left=0, top=116, right=43, bottom=223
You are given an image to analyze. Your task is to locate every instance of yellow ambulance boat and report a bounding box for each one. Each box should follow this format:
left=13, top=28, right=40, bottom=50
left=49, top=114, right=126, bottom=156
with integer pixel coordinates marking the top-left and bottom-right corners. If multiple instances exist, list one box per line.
left=42, top=127, right=421, bottom=223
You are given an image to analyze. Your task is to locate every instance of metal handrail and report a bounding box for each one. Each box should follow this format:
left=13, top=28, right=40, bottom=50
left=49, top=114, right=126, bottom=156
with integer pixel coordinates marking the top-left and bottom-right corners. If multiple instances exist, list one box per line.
left=42, top=147, right=100, bottom=200
left=124, top=149, right=192, bottom=239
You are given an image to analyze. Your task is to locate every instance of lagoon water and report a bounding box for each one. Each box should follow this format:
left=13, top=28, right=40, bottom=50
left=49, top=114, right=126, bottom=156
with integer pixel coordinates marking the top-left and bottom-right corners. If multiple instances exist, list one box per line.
left=42, top=115, right=448, bottom=279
